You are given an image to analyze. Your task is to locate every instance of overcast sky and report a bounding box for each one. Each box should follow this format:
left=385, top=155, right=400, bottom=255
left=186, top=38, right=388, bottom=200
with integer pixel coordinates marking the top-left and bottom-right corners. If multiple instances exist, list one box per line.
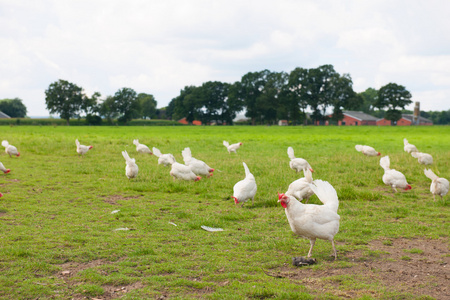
left=1, top=0, right=450, bottom=116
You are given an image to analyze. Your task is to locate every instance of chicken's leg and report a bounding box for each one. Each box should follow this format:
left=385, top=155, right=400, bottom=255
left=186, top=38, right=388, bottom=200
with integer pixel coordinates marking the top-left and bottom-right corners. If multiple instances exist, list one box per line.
left=307, top=239, right=316, bottom=257
left=331, top=240, right=337, bottom=260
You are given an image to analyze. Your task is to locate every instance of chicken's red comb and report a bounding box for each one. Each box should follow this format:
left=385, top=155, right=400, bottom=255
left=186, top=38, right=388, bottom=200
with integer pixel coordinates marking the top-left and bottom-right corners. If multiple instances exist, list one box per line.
left=278, top=193, right=285, bottom=200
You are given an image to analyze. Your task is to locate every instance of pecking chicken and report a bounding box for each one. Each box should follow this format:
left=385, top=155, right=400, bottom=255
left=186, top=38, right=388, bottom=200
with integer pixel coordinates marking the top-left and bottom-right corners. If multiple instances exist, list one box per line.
left=182, top=147, right=214, bottom=177
left=0, top=161, right=11, bottom=174
left=133, top=139, right=152, bottom=154
left=223, top=141, right=242, bottom=154
left=122, top=150, right=138, bottom=179
left=278, top=179, right=340, bottom=259
left=403, top=138, right=418, bottom=154
left=380, top=156, right=411, bottom=192
left=152, top=147, right=176, bottom=166
left=233, top=162, right=257, bottom=207
left=285, top=168, right=314, bottom=203
left=355, top=145, right=380, bottom=157
left=2, top=140, right=20, bottom=157
left=287, top=147, right=313, bottom=173
left=424, top=169, right=449, bottom=201
left=411, top=152, right=433, bottom=165
left=170, top=162, right=201, bottom=181
left=75, top=139, right=93, bottom=156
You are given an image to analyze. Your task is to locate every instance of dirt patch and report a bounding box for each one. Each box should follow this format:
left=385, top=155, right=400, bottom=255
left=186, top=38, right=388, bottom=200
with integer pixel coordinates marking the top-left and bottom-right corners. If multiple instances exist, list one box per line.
left=102, top=194, right=142, bottom=205
left=271, top=238, right=449, bottom=299
left=56, top=259, right=145, bottom=299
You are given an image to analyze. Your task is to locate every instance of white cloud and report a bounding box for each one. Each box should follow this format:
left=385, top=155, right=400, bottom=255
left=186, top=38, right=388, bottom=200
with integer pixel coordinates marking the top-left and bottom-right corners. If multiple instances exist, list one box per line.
left=1, top=0, right=450, bottom=115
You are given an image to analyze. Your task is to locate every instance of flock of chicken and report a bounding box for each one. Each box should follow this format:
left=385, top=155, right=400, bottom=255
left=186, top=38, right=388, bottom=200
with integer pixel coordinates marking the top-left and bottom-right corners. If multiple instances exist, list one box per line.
left=355, top=138, right=449, bottom=200
left=1, top=136, right=448, bottom=261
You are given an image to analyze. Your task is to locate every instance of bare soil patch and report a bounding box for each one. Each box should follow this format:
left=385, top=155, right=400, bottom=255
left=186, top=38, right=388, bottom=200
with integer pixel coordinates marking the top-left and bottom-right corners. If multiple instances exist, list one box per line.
left=272, top=238, right=449, bottom=299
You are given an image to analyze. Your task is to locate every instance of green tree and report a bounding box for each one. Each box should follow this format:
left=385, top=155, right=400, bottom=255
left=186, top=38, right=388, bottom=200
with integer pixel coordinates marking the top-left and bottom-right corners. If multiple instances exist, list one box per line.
left=98, top=96, right=118, bottom=124
left=113, top=88, right=139, bottom=124
left=329, top=73, right=359, bottom=123
left=375, top=83, right=412, bottom=125
left=0, top=98, right=27, bottom=118
left=171, top=86, right=202, bottom=124
left=288, top=67, right=310, bottom=124
left=137, top=93, right=157, bottom=119
left=358, top=88, right=378, bottom=113
left=45, top=79, right=84, bottom=125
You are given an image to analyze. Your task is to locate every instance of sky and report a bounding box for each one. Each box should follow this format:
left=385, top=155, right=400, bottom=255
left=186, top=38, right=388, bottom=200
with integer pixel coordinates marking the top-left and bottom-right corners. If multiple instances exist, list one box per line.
left=1, top=0, right=450, bottom=116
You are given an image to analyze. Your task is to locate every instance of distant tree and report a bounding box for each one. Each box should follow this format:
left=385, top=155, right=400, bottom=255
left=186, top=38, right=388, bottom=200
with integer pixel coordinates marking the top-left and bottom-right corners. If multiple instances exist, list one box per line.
left=329, top=73, right=359, bottom=123
left=288, top=67, right=310, bottom=124
left=113, top=88, right=139, bottom=124
left=171, top=86, right=203, bottom=124
left=45, top=80, right=84, bottom=125
left=358, top=88, right=378, bottom=113
left=375, top=83, right=412, bottom=124
left=257, top=71, right=289, bottom=124
left=239, top=70, right=273, bottom=125
left=0, top=98, right=27, bottom=118
left=98, top=96, right=118, bottom=124
left=137, top=93, right=157, bottom=119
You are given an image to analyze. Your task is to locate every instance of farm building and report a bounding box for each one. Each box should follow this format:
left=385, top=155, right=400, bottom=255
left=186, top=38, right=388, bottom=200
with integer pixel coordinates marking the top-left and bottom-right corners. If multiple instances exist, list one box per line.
left=177, top=118, right=202, bottom=125
left=336, top=111, right=378, bottom=126
left=278, top=120, right=288, bottom=126
left=376, top=114, right=433, bottom=126
left=0, top=111, right=11, bottom=118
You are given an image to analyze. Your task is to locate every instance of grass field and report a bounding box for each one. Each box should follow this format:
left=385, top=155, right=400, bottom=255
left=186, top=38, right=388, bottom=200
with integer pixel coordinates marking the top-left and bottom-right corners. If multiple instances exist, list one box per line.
left=0, top=125, right=449, bottom=299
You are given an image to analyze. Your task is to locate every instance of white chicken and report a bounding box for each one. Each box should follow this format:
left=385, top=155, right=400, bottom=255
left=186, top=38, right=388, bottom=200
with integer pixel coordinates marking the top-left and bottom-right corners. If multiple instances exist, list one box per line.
left=287, top=147, right=314, bottom=173
left=182, top=147, right=214, bottom=177
left=232, top=162, right=257, bottom=207
left=411, top=152, right=433, bottom=165
left=75, top=139, right=93, bottom=156
left=2, top=140, right=20, bottom=157
left=0, top=162, right=11, bottom=174
left=133, top=139, right=152, bottom=154
left=278, top=179, right=340, bottom=259
left=122, top=150, right=138, bottom=179
left=380, top=156, right=411, bottom=192
left=152, top=147, right=176, bottom=166
left=403, top=138, right=418, bottom=153
left=170, top=162, right=201, bottom=181
left=223, top=141, right=242, bottom=154
left=285, top=168, right=314, bottom=203
left=424, top=169, right=449, bottom=201
left=355, top=145, right=380, bottom=157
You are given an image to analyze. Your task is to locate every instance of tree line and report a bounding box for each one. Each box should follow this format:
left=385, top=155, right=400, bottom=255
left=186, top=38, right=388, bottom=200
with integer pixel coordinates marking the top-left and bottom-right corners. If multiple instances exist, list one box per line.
left=44, top=80, right=158, bottom=125
left=166, top=65, right=414, bottom=125
left=2, top=64, right=449, bottom=125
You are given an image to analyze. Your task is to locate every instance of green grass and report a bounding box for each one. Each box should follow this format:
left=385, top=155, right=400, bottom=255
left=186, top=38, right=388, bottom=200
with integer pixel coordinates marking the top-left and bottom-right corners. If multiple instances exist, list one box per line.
left=0, top=125, right=449, bottom=299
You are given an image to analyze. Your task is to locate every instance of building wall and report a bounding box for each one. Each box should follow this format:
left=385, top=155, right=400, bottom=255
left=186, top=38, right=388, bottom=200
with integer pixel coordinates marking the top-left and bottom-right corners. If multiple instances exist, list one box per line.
left=376, top=119, right=391, bottom=126
left=396, top=118, right=412, bottom=126
left=339, top=115, right=360, bottom=125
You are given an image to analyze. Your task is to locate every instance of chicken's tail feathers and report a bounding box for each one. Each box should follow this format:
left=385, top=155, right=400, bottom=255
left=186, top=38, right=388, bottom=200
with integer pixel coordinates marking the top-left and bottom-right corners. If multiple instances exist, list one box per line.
left=287, top=147, right=295, bottom=160
left=152, top=147, right=162, bottom=157
left=380, top=156, right=390, bottom=170
left=1, top=140, right=9, bottom=148
left=242, top=162, right=254, bottom=179
left=424, top=169, right=438, bottom=181
left=303, top=168, right=313, bottom=183
left=310, top=179, right=339, bottom=212
left=223, top=140, right=229, bottom=147
left=181, top=147, right=192, bottom=163
left=133, top=139, right=139, bottom=146
left=355, top=145, right=363, bottom=152
left=122, top=150, right=134, bottom=163
left=75, top=139, right=80, bottom=147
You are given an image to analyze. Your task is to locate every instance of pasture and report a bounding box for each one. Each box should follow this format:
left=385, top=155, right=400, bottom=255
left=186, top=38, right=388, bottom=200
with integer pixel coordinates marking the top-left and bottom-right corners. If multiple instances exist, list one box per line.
left=0, top=125, right=449, bottom=299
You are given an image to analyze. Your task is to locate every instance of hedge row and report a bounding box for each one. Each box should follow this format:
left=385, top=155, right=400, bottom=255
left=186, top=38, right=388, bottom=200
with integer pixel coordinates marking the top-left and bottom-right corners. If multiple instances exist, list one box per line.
left=0, top=118, right=184, bottom=126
